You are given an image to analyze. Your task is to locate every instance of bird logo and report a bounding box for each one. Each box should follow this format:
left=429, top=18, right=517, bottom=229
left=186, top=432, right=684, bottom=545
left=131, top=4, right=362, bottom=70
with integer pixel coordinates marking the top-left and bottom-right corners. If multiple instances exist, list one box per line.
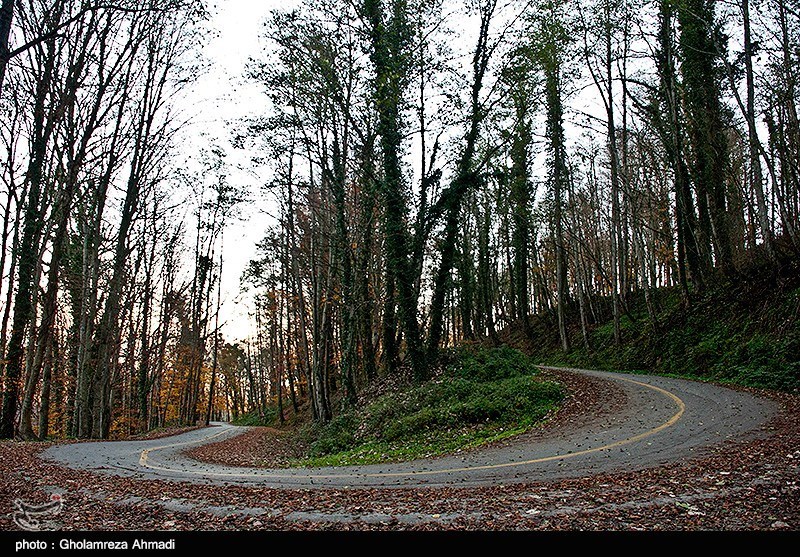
left=12, top=494, right=64, bottom=531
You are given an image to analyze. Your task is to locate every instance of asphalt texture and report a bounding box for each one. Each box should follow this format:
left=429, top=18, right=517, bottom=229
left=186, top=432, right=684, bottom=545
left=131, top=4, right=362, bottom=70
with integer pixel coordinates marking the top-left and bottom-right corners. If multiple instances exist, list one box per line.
left=41, top=368, right=778, bottom=488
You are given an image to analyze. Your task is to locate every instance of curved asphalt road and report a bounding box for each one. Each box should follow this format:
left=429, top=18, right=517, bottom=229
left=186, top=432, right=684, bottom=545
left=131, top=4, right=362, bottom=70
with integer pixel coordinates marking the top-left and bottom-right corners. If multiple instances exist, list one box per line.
left=42, top=368, right=778, bottom=488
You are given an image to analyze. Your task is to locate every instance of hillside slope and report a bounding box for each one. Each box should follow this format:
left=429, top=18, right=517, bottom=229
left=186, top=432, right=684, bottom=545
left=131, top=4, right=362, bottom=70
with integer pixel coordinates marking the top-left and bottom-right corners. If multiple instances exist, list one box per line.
left=502, top=260, right=800, bottom=391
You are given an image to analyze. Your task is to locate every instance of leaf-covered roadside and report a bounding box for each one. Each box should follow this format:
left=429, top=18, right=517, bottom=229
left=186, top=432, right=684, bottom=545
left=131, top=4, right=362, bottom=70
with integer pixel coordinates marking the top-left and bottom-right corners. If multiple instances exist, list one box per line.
left=186, top=427, right=308, bottom=469
left=1, top=370, right=796, bottom=531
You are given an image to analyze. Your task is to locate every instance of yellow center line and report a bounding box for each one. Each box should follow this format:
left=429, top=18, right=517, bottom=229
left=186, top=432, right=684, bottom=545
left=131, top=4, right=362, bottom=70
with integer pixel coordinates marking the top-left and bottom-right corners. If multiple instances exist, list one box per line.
left=139, top=427, right=233, bottom=467
left=139, top=374, right=686, bottom=480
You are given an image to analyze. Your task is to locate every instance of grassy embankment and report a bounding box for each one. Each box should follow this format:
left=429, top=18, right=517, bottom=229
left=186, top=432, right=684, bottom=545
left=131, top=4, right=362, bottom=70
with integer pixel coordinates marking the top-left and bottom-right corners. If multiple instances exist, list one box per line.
left=234, top=346, right=564, bottom=467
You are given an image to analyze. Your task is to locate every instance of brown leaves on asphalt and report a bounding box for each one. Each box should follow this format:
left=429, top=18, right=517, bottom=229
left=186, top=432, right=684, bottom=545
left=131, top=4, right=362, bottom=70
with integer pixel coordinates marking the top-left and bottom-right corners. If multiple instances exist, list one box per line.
left=186, top=427, right=309, bottom=468
left=1, top=375, right=797, bottom=531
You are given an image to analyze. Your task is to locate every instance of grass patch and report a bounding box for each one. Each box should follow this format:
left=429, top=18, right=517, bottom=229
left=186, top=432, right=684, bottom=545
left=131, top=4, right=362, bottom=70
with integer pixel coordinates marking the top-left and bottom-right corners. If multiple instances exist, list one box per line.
left=296, top=345, right=564, bottom=467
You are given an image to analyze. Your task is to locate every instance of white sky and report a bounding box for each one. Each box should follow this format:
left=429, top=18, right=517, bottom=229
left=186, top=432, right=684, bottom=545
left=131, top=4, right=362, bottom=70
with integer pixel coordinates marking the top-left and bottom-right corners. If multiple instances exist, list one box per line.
left=182, top=0, right=292, bottom=342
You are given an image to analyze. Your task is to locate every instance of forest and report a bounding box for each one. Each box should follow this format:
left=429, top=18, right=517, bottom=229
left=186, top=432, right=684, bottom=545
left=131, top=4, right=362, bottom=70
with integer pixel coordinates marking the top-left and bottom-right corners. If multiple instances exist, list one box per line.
left=0, top=0, right=798, bottom=442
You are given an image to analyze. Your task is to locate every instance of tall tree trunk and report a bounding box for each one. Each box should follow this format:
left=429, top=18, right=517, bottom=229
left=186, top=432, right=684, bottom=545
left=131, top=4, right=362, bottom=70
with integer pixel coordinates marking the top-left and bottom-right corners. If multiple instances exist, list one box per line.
left=0, top=32, right=56, bottom=438
left=457, top=225, right=475, bottom=340
left=0, top=192, right=22, bottom=408
left=678, top=0, right=733, bottom=273
left=742, top=0, right=773, bottom=259
left=509, top=96, right=531, bottom=332
left=604, top=4, right=623, bottom=347
left=137, top=224, right=155, bottom=432
left=478, top=189, right=497, bottom=341
left=357, top=169, right=378, bottom=381
left=364, top=0, right=426, bottom=380
left=427, top=0, right=495, bottom=358
left=37, top=337, right=55, bottom=438
left=652, top=0, right=704, bottom=295
left=381, top=269, right=399, bottom=374
left=0, top=0, right=15, bottom=97
left=545, top=51, right=571, bottom=352
left=282, top=213, right=299, bottom=413
left=774, top=2, right=799, bottom=249
left=331, top=138, right=357, bottom=405
left=18, top=201, right=71, bottom=439
left=205, top=246, right=223, bottom=426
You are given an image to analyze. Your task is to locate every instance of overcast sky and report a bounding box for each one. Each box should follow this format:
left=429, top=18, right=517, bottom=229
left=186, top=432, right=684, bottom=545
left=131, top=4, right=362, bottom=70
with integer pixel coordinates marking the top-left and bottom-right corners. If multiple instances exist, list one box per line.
left=182, top=1, right=292, bottom=342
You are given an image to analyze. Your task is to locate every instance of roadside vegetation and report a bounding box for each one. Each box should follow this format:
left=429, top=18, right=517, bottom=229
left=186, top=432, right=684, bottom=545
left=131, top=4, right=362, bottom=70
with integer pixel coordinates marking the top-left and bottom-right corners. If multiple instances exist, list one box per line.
left=301, top=346, right=563, bottom=466
left=230, top=346, right=564, bottom=467
left=506, top=261, right=800, bottom=392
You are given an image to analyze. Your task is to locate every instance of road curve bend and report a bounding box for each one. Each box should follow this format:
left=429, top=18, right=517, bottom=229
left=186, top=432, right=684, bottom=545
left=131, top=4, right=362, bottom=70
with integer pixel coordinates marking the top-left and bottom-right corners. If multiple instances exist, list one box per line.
left=42, top=368, right=778, bottom=488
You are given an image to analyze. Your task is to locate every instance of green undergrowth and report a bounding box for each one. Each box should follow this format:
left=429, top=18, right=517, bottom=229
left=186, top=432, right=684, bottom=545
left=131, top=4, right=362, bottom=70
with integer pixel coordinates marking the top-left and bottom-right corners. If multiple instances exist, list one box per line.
left=230, top=406, right=280, bottom=426
left=508, top=262, right=800, bottom=391
left=296, top=345, right=564, bottom=467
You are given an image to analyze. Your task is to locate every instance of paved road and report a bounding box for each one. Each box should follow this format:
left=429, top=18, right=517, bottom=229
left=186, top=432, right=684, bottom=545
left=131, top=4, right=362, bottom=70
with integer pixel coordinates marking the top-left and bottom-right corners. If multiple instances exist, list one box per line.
left=41, top=368, right=778, bottom=488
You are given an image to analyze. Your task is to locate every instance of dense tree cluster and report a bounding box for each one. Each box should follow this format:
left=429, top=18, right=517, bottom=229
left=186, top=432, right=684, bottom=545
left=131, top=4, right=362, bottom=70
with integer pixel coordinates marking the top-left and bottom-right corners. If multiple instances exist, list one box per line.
left=0, top=0, right=218, bottom=439
left=239, top=0, right=799, bottom=423
left=1, top=0, right=797, bottom=437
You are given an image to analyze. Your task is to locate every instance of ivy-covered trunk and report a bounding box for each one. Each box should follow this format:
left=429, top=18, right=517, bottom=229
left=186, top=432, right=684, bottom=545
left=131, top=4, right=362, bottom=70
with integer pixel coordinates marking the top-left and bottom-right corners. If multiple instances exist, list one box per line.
left=364, top=0, right=426, bottom=381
